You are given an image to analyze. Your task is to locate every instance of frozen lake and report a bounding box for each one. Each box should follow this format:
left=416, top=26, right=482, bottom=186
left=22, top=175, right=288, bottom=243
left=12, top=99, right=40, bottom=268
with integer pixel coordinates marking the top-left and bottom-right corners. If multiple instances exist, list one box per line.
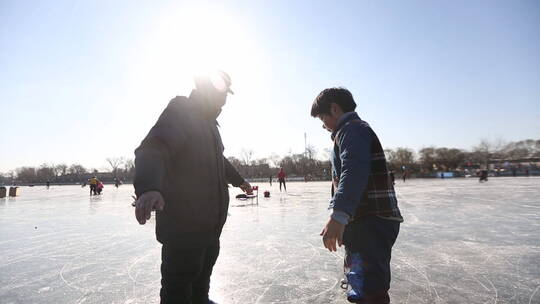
left=1, top=178, right=539, bottom=304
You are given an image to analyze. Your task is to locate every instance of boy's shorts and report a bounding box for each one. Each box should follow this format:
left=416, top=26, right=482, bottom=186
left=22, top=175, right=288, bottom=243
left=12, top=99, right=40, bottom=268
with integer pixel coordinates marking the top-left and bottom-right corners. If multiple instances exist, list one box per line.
left=342, top=216, right=400, bottom=303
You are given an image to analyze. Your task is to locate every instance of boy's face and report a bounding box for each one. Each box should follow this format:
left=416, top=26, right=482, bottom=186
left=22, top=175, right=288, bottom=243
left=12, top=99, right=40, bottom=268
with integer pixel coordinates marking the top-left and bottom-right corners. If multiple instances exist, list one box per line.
left=318, top=103, right=343, bottom=132
left=318, top=113, right=338, bottom=132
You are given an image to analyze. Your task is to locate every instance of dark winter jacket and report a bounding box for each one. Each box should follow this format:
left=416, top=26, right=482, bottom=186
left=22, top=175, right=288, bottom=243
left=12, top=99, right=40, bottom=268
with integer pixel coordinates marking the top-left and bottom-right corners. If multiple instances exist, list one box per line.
left=134, top=90, right=244, bottom=244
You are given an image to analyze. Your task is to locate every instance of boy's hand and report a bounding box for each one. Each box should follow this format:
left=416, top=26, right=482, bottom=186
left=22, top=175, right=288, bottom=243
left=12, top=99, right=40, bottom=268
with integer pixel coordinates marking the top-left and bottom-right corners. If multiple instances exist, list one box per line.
left=320, top=218, right=345, bottom=252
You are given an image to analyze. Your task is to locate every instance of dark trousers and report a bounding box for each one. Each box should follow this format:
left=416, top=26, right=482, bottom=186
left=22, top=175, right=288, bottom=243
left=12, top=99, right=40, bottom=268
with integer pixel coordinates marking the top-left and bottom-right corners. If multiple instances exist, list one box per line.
left=279, top=178, right=286, bottom=191
left=343, top=216, right=400, bottom=303
left=89, top=184, right=96, bottom=195
left=160, top=239, right=220, bottom=304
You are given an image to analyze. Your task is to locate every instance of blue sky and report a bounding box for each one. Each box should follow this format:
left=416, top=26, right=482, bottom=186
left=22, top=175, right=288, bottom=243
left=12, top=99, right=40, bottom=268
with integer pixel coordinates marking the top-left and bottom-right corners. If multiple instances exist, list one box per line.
left=1, top=0, right=539, bottom=172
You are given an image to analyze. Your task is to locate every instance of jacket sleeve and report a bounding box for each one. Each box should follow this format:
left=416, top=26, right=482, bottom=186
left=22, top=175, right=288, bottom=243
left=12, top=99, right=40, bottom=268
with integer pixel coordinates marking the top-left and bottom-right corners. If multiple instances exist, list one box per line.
left=224, top=157, right=245, bottom=187
left=133, top=99, right=188, bottom=197
left=331, top=124, right=372, bottom=217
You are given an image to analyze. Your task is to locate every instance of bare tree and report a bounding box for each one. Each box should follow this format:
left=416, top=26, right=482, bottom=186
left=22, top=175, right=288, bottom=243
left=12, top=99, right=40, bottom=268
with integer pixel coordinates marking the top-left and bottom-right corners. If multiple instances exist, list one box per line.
left=16, top=167, right=37, bottom=183
left=268, top=153, right=281, bottom=168
left=106, top=157, right=125, bottom=177
left=37, top=163, right=55, bottom=181
left=227, top=156, right=243, bottom=168
left=386, top=147, right=415, bottom=169
left=124, top=158, right=134, bottom=171
left=306, top=144, right=317, bottom=160
left=240, top=149, right=254, bottom=166
left=121, top=158, right=135, bottom=180
left=418, top=147, right=437, bottom=171
left=68, top=164, right=88, bottom=176
left=472, top=139, right=494, bottom=168
left=434, top=148, right=466, bottom=171
left=322, top=147, right=332, bottom=160
left=55, top=163, right=68, bottom=176
left=501, top=139, right=540, bottom=159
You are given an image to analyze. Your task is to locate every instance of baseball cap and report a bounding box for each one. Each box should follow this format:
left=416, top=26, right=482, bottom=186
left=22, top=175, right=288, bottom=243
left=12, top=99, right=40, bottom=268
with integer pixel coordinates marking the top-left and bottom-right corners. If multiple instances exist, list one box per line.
left=210, top=70, right=234, bottom=95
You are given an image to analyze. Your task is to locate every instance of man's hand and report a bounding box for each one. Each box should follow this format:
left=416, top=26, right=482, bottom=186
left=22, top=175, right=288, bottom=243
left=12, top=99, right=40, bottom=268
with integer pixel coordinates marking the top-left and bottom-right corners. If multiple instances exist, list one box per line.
left=134, top=191, right=165, bottom=225
left=239, top=181, right=253, bottom=194
left=320, top=218, right=345, bottom=252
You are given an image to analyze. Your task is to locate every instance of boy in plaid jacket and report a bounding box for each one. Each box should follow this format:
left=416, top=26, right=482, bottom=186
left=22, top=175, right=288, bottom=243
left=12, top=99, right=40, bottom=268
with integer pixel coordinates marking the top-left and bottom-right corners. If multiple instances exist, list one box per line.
left=311, top=87, right=403, bottom=304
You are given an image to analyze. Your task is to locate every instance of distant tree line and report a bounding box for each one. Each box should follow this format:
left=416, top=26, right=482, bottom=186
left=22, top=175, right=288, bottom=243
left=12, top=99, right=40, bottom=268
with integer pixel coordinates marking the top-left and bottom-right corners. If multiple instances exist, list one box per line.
left=227, top=146, right=332, bottom=181
left=1, top=139, right=538, bottom=185
left=1, top=157, right=135, bottom=185
left=230, top=139, right=540, bottom=180
left=385, top=139, right=540, bottom=174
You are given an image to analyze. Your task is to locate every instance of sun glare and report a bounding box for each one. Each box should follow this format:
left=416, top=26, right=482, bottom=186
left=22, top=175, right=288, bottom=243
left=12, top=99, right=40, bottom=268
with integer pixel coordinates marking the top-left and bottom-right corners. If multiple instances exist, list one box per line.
left=132, top=6, right=264, bottom=98
left=125, top=5, right=271, bottom=159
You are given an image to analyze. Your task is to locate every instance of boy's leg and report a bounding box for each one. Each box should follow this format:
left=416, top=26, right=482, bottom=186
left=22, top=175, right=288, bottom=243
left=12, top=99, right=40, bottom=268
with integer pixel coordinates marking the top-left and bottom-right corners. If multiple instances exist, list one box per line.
left=343, top=217, right=400, bottom=303
left=160, top=242, right=207, bottom=304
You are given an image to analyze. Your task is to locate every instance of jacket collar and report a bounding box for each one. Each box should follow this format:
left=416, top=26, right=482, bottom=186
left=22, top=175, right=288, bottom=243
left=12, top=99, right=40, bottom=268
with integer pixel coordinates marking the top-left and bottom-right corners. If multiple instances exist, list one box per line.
left=331, top=111, right=361, bottom=140
left=188, top=90, right=220, bottom=124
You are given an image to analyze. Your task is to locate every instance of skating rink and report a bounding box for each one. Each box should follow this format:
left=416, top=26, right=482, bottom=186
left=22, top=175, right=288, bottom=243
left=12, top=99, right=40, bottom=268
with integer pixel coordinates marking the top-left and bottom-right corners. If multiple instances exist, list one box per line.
left=1, top=178, right=539, bottom=303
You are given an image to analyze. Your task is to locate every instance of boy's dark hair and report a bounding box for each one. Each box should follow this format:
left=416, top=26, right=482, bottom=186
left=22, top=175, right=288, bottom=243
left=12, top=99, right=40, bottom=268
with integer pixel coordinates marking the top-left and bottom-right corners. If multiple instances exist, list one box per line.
left=310, top=87, right=356, bottom=117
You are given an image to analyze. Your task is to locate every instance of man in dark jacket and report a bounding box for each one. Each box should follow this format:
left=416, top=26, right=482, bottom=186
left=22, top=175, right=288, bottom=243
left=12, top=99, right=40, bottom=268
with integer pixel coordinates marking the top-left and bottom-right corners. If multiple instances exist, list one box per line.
left=133, top=71, right=252, bottom=304
left=311, top=88, right=402, bottom=304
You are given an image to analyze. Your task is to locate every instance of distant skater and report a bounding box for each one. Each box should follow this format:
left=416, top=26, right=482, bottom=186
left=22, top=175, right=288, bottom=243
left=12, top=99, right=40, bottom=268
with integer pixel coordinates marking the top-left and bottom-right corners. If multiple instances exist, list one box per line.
left=269, top=175, right=273, bottom=186
left=89, top=176, right=98, bottom=195
left=478, top=170, right=488, bottom=182
left=114, top=178, right=121, bottom=188
left=278, top=167, right=287, bottom=192
left=97, top=181, right=104, bottom=195
left=402, top=171, right=407, bottom=183
left=46, top=181, right=50, bottom=189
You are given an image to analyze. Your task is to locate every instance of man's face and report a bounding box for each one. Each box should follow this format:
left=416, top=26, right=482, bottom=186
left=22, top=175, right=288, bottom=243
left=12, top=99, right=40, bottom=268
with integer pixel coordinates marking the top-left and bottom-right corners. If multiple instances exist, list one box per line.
left=198, top=85, right=229, bottom=118
left=195, top=72, right=233, bottom=117
left=208, top=74, right=232, bottom=116
left=208, top=89, right=229, bottom=117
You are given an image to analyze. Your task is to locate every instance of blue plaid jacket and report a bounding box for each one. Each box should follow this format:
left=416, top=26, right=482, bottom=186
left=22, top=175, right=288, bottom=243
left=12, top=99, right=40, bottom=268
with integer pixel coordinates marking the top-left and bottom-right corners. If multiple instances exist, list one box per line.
left=330, top=112, right=402, bottom=220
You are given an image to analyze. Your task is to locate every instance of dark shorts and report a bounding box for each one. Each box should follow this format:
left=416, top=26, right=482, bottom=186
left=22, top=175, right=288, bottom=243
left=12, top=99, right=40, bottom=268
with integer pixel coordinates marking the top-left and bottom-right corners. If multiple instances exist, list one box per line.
left=342, top=216, right=400, bottom=303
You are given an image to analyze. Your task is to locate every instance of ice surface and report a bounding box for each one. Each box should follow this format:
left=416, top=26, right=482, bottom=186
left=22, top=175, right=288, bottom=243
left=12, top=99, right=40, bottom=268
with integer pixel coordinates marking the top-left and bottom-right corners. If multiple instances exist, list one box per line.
left=1, top=178, right=539, bottom=303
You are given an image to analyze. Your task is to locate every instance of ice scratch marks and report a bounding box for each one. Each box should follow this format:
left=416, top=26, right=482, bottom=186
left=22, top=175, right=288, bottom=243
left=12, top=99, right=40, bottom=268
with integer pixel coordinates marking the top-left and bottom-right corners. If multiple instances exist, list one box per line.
left=529, top=285, right=540, bottom=304
left=481, top=274, right=498, bottom=304
left=394, top=248, right=442, bottom=303
left=59, top=258, right=89, bottom=293
left=275, top=278, right=339, bottom=304
left=254, top=282, right=275, bottom=304
left=127, top=250, right=157, bottom=286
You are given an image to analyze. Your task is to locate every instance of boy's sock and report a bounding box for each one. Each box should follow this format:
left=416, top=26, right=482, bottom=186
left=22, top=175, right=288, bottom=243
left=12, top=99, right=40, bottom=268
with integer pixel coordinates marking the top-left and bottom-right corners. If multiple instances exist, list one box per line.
left=344, top=252, right=364, bottom=302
